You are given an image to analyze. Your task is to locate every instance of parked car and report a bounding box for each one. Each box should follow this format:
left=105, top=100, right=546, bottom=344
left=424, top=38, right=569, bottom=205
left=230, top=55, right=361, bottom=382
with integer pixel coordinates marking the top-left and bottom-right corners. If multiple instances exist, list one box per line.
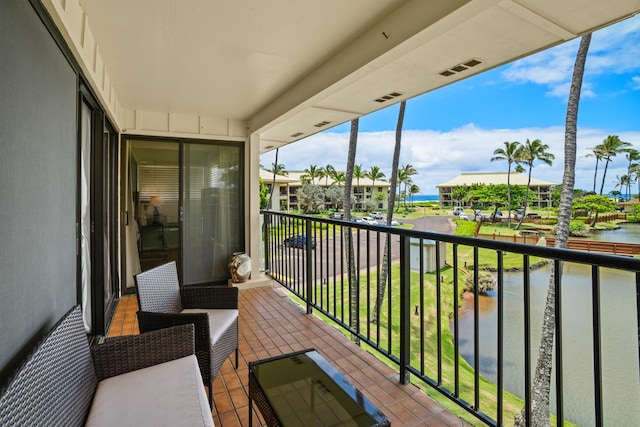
left=526, top=212, right=541, bottom=219
left=458, top=212, right=469, bottom=220
left=491, top=210, right=503, bottom=221
left=453, top=207, right=465, bottom=216
left=371, top=212, right=384, bottom=219
left=360, top=216, right=378, bottom=225
left=283, top=234, right=316, bottom=249
left=329, top=211, right=343, bottom=219
left=390, top=218, right=399, bottom=226
left=475, top=210, right=491, bottom=220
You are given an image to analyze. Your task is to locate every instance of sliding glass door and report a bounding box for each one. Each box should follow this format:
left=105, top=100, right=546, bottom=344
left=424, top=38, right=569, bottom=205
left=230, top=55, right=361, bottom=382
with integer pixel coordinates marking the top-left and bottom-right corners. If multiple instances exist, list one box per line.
left=132, top=140, right=180, bottom=272
left=79, top=87, right=119, bottom=335
left=182, top=142, right=243, bottom=285
left=126, top=137, right=243, bottom=285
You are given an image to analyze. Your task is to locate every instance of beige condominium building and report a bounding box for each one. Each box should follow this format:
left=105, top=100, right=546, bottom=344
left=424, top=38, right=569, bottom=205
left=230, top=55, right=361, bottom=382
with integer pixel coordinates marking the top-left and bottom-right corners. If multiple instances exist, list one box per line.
left=437, top=172, right=555, bottom=208
left=261, top=170, right=391, bottom=212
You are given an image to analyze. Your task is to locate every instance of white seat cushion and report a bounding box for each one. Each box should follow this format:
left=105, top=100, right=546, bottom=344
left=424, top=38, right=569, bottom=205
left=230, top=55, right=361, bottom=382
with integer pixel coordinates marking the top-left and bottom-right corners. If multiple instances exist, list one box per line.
left=181, top=309, right=238, bottom=345
left=86, top=355, right=214, bottom=427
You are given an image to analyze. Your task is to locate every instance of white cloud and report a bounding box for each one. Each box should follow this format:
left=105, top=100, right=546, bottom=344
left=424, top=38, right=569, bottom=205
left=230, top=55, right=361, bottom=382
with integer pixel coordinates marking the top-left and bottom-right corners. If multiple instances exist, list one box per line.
left=500, top=15, right=640, bottom=98
left=261, top=17, right=640, bottom=197
left=261, top=126, right=640, bottom=195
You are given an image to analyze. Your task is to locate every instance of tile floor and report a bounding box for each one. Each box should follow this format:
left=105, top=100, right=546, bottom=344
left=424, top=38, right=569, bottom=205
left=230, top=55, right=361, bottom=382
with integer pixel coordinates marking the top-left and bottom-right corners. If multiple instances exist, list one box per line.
left=108, top=286, right=471, bottom=426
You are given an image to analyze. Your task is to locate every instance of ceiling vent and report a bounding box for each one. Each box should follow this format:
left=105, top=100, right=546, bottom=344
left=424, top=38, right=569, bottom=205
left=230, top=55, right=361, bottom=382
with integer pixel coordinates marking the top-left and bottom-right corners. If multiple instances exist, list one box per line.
left=314, top=120, right=332, bottom=128
left=439, top=58, right=482, bottom=77
left=374, top=91, right=403, bottom=103
left=290, top=132, right=304, bottom=138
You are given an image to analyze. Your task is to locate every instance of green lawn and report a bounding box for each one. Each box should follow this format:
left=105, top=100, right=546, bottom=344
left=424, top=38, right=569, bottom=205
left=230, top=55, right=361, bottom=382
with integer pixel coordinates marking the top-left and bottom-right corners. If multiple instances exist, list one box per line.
left=304, top=261, right=531, bottom=425
left=274, top=216, right=569, bottom=426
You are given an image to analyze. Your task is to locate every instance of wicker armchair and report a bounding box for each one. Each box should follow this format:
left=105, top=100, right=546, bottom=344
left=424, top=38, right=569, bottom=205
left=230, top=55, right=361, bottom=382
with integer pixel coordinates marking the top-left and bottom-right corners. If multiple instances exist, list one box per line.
left=134, top=261, right=239, bottom=406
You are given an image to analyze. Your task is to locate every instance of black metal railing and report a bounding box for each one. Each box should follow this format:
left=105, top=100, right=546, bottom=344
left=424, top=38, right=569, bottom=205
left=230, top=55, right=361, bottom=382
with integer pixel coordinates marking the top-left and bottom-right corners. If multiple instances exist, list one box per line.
left=261, top=211, right=640, bottom=427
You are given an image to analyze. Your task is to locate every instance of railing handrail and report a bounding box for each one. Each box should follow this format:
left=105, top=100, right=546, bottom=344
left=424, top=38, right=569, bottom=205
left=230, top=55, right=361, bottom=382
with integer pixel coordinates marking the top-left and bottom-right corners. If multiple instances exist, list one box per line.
left=261, top=210, right=640, bottom=426
left=261, top=210, right=640, bottom=272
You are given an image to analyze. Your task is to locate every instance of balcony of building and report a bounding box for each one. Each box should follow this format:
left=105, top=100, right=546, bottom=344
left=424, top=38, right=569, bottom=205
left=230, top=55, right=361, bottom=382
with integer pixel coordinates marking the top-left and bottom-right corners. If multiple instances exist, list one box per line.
left=110, top=288, right=470, bottom=426
left=4, top=1, right=640, bottom=425
left=257, top=211, right=640, bottom=426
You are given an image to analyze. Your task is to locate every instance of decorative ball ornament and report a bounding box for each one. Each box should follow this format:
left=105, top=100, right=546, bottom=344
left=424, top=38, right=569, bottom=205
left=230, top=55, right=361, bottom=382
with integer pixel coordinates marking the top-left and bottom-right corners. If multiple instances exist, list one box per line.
left=229, top=252, right=251, bottom=283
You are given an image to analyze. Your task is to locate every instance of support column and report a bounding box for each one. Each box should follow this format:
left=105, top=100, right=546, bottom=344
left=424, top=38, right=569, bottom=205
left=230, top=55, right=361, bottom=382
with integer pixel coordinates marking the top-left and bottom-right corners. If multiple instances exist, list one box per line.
left=234, top=132, right=271, bottom=289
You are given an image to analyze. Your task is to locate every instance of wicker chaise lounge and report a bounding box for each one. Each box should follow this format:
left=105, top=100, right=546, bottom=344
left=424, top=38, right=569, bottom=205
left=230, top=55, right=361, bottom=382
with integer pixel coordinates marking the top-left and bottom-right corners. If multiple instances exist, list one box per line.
left=134, top=261, right=239, bottom=406
left=0, top=306, right=214, bottom=426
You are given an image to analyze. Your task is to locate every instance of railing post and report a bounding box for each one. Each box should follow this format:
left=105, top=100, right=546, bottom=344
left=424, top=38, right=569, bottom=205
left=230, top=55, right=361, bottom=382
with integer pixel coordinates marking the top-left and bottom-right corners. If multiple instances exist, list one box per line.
left=263, top=212, right=270, bottom=274
left=399, top=235, right=411, bottom=385
left=305, top=219, right=313, bottom=314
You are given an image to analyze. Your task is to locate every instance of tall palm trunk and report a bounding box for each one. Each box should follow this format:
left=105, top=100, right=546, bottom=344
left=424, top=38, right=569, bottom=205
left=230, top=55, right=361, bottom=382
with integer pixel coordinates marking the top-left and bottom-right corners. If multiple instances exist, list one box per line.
left=371, top=101, right=405, bottom=324
left=515, top=166, right=533, bottom=230
left=592, top=157, right=599, bottom=193
left=267, top=148, right=279, bottom=210
left=515, top=33, right=591, bottom=427
left=507, top=164, right=512, bottom=228
left=599, top=158, right=611, bottom=196
left=344, top=119, right=359, bottom=343
left=591, top=158, right=611, bottom=227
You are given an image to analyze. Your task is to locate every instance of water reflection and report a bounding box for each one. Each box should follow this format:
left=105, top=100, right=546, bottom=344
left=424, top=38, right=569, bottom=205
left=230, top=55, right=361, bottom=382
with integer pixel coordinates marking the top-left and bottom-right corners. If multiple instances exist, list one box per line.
left=455, top=226, right=640, bottom=426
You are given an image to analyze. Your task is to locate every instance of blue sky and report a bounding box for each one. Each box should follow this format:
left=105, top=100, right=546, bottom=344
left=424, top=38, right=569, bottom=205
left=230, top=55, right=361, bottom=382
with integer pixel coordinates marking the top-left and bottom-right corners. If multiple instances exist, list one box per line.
left=261, top=15, right=640, bottom=195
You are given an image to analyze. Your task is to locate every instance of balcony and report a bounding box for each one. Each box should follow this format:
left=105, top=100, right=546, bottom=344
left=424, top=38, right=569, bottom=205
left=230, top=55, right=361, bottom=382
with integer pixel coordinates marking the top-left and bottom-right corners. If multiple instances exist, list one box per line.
left=260, top=211, right=640, bottom=426
left=110, top=289, right=470, bottom=426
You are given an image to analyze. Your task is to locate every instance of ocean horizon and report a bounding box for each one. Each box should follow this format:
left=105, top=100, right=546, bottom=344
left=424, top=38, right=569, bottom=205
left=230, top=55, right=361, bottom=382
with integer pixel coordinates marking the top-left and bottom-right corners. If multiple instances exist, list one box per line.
left=412, top=194, right=439, bottom=202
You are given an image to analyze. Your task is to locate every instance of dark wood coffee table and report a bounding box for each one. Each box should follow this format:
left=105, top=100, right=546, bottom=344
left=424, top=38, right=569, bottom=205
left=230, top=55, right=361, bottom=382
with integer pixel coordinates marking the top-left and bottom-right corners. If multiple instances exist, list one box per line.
left=248, top=349, right=390, bottom=426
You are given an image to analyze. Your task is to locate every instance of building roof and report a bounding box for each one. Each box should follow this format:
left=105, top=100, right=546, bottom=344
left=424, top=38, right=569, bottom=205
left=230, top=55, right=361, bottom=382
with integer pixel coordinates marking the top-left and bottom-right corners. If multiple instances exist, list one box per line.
left=259, top=169, right=299, bottom=184
left=437, top=172, right=555, bottom=188
left=260, top=170, right=391, bottom=187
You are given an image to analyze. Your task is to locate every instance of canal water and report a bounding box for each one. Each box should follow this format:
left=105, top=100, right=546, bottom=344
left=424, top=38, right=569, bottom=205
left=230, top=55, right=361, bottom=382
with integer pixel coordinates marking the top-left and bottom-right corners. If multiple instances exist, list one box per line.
left=456, top=224, right=640, bottom=426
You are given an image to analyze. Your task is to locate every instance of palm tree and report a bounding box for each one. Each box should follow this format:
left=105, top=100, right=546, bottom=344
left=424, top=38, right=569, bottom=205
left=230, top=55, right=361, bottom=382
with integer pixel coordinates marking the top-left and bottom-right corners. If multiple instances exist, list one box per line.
left=491, top=141, right=522, bottom=228
left=397, top=168, right=410, bottom=210
left=585, top=145, right=604, bottom=193
left=353, top=164, right=367, bottom=210
left=316, top=166, right=326, bottom=186
left=409, top=183, right=420, bottom=205
left=372, top=100, right=405, bottom=324
left=303, top=164, right=321, bottom=185
left=597, top=135, right=632, bottom=195
left=332, top=171, right=346, bottom=187
left=353, top=164, right=366, bottom=187
left=401, top=164, right=418, bottom=209
left=624, top=148, right=640, bottom=200
left=515, top=139, right=554, bottom=229
left=515, top=33, right=591, bottom=427
left=613, top=174, right=630, bottom=199
left=366, top=166, right=386, bottom=188
left=324, top=164, right=336, bottom=187
left=631, top=163, right=640, bottom=201
left=343, top=119, right=359, bottom=343
left=266, top=149, right=287, bottom=209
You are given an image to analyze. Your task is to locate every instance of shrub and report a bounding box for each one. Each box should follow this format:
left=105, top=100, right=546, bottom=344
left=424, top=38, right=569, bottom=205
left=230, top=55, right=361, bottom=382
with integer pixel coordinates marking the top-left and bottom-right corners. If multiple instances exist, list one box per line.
left=628, top=203, right=640, bottom=223
left=464, top=271, right=496, bottom=295
left=569, top=220, right=587, bottom=235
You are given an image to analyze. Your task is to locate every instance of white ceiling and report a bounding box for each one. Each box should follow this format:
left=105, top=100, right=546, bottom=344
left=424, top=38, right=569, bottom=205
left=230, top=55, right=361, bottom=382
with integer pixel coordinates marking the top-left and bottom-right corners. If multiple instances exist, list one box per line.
left=80, top=0, right=640, bottom=153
